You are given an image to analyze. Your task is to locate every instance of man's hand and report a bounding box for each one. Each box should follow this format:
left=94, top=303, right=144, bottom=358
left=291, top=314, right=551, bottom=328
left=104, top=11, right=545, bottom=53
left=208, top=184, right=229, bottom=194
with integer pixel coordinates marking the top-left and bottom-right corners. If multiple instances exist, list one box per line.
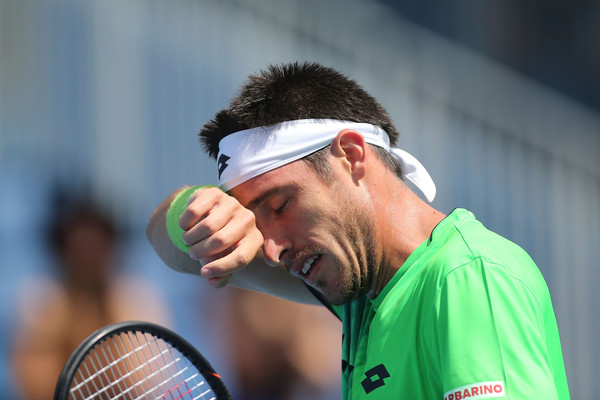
left=179, top=187, right=264, bottom=287
left=146, top=186, right=263, bottom=288
left=147, top=186, right=318, bottom=304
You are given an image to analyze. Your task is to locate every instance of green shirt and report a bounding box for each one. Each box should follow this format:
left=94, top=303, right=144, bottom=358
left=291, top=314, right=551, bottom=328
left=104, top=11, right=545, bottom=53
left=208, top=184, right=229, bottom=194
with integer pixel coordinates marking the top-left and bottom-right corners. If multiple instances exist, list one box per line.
left=331, top=209, right=569, bottom=399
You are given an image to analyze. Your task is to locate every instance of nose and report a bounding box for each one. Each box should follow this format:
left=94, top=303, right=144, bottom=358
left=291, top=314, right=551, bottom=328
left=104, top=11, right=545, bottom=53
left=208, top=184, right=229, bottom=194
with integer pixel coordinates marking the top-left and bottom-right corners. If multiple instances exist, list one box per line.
left=262, top=235, right=290, bottom=267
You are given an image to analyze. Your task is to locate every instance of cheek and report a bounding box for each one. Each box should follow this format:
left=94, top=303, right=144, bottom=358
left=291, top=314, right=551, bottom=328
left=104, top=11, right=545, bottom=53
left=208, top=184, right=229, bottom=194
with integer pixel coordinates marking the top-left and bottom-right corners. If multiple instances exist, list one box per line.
left=291, top=208, right=330, bottom=239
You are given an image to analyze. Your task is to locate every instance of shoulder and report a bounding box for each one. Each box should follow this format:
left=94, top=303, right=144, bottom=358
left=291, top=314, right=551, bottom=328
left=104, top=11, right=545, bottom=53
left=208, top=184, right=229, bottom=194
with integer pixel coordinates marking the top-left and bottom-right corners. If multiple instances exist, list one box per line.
left=428, top=210, right=537, bottom=275
left=422, top=210, right=549, bottom=299
left=14, top=276, right=67, bottom=319
left=108, top=273, right=172, bottom=326
left=12, top=275, right=70, bottom=340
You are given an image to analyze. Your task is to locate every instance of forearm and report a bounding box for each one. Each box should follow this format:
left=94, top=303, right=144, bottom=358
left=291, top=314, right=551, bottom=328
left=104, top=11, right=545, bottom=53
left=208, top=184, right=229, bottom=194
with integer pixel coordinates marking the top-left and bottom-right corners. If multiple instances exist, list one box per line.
left=146, top=188, right=203, bottom=276
left=227, top=256, right=320, bottom=305
left=146, top=187, right=318, bottom=304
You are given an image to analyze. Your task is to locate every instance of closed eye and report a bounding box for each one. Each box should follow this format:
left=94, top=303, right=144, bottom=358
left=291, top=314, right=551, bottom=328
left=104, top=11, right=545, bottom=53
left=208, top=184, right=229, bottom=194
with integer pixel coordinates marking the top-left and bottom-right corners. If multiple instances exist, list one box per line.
left=275, top=199, right=289, bottom=215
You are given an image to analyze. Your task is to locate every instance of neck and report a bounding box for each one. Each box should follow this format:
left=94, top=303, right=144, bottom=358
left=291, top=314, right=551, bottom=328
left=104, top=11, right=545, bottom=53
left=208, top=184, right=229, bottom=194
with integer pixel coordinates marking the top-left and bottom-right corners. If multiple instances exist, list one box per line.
left=367, top=177, right=445, bottom=298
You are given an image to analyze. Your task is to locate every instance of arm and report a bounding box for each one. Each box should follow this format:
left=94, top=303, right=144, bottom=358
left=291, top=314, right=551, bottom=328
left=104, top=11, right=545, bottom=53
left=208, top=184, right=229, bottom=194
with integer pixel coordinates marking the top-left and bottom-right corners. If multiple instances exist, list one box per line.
left=146, top=186, right=319, bottom=304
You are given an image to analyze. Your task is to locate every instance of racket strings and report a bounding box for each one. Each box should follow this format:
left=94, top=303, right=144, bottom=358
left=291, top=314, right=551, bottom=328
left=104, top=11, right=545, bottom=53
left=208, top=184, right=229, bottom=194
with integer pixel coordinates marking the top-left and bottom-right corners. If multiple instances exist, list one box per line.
left=68, top=331, right=216, bottom=400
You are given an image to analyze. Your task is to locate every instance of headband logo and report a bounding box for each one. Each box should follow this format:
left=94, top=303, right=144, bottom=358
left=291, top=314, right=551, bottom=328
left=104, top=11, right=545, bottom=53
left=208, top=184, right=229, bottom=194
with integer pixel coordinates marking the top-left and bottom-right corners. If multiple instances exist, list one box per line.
left=217, top=154, right=231, bottom=179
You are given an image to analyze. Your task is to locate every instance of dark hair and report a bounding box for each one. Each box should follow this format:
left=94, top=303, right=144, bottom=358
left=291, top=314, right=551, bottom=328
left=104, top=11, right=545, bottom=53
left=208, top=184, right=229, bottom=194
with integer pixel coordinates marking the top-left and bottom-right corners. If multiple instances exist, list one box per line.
left=199, top=62, right=402, bottom=178
left=47, top=202, right=118, bottom=255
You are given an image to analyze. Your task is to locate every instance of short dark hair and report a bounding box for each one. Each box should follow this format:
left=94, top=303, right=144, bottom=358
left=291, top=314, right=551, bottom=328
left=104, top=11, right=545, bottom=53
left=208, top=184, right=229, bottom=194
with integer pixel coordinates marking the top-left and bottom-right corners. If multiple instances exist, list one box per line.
left=199, top=62, right=402, bottom=178
left=48, top=203, right=118, bottom=255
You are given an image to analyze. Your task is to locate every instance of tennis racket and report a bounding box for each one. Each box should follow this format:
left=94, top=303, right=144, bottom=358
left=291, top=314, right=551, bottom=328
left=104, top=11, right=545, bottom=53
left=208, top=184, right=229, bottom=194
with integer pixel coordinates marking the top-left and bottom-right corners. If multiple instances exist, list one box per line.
left=54, top=321, right=232, bottom=400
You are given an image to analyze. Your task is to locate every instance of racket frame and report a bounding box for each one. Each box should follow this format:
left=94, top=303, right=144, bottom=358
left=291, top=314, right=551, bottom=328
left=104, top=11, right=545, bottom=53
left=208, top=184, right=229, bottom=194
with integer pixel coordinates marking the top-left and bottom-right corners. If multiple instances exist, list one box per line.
left=54, top=320, right=232, bottom=400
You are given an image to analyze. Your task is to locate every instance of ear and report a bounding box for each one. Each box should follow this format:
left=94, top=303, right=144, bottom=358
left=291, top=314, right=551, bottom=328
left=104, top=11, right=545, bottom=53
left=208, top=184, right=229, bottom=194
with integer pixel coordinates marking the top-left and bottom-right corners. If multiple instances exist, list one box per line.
left=331, top=129, right=367, bottom=182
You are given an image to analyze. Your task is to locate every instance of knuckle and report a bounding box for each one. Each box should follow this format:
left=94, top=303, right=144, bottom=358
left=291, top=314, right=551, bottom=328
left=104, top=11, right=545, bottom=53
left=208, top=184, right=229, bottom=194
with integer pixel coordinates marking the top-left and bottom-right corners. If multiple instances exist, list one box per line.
left=205, top=264, right=223, bottom=276
left=193, top=186, right=215, bottom=198
left=180, top=209, right=202, bottom=229
left=199, top=217, right=218, bottom=234
left=188, top=246, right=202, bottom=260
left=233, top=249, right=253, bottom=267
left=209, top=231, right=229, bottom=248
left=185, top=201, right=205, bottom=217
left=204, top=187, right=226, bottom=203
left=204, top=186, right=222, bottom=195
left=238, top=209, right=256, bottom=227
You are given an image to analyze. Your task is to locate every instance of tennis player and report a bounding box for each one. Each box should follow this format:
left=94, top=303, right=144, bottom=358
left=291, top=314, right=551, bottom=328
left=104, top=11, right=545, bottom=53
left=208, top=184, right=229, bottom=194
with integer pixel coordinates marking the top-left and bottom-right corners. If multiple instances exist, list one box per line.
left=147, top=62, right=570, bottom=399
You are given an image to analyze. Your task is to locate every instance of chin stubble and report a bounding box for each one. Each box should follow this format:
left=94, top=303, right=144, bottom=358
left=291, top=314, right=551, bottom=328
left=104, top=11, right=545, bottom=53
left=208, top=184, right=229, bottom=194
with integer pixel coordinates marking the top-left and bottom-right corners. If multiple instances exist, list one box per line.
left=325, top=194, right=377, bottom=305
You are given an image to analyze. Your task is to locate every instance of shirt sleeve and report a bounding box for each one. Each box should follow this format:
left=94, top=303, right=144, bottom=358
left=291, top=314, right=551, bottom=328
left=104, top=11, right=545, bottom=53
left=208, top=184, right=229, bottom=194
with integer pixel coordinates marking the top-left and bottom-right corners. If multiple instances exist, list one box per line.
left=429, top=257, right=562, bottom=399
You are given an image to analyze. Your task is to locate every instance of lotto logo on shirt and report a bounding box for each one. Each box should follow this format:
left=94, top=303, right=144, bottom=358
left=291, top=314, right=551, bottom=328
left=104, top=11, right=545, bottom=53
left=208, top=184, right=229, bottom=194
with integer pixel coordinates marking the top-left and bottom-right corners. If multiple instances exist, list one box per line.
left=444, top=381, right=505, bottom=400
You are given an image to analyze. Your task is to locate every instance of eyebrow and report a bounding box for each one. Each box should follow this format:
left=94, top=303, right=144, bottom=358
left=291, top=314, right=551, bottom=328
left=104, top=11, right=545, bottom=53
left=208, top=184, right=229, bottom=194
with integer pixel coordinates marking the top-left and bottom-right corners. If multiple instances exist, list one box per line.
left=246, top=184, right=294, bottom=211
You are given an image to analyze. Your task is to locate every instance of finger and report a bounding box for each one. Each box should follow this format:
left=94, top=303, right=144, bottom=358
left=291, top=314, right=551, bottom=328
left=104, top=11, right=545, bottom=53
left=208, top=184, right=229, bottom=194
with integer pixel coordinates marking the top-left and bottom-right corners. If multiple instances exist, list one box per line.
left=187, top=211, right=256, bottom=261
left=205, top=274, right=232, bottom=289
left=178, top=187, right=223, bottom=231
left=182, top=196, right=239, bottom=246
left=199, top=233, right=263, bottom=279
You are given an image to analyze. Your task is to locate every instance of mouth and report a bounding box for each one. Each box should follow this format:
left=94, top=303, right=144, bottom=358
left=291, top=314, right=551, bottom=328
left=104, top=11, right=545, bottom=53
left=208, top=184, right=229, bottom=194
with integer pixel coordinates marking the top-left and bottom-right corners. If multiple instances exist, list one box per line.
left=302, top=254, right=320, bottom=275
left=291, top=253, right=322, bottom=283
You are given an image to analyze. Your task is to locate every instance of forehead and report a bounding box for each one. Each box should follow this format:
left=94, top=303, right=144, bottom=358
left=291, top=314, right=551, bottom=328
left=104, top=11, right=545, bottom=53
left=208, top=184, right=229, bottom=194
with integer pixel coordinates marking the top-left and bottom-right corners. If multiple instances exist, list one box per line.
left=230, top=159, right=317, bottom=209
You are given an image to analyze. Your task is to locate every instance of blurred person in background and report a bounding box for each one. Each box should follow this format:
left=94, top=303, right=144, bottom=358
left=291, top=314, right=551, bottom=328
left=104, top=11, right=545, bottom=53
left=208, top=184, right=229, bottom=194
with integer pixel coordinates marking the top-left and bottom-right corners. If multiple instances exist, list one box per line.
left=10, top=193, right=170, bottom=400
left=223, top=288, right=341, bottom=400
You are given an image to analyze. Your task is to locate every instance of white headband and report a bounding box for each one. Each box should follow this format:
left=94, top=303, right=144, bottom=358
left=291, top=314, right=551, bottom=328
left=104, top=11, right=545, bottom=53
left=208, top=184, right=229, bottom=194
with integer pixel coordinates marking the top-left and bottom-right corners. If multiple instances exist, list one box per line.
left=217, top=119, right=436, bottom=202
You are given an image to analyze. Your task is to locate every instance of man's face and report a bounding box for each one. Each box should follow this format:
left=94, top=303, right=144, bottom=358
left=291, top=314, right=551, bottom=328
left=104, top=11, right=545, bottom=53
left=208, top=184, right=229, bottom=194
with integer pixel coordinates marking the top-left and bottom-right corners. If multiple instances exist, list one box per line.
left=231, top=158, right=376, bottom=305
left=62, top=221, right=115, bottom=288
